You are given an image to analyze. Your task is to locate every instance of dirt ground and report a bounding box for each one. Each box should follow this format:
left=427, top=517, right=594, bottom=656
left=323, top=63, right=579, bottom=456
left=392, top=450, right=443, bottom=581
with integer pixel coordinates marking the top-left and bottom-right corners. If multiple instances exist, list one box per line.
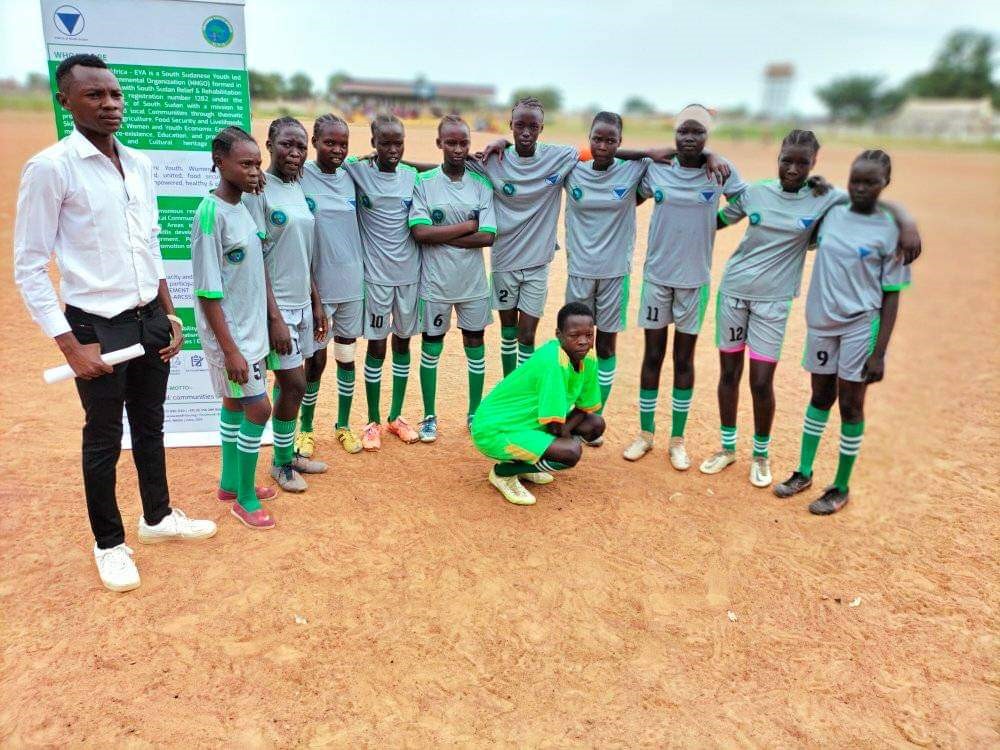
left=0, top=110, right=997, bottom=747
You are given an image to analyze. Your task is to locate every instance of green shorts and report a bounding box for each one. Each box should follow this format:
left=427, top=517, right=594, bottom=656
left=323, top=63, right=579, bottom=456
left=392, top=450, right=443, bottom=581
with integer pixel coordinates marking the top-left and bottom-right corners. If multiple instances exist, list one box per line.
left=472, top=426, right=555, bottom=463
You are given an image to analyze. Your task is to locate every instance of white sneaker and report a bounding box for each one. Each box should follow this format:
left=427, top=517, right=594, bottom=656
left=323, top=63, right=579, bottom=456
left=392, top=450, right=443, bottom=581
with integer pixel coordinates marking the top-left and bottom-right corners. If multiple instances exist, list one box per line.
left=521, top=471, right=554, bottom=485
left=584, top=435, right=604, bottom=448
left=488, top=467, right=536, bottom=505
left=750, top=456, right=772, bottom=488
left=138, top=508, right=218, bottom=543
left=623, top=431, right=655, bottom=462
left=668, top=436, right=691, bottom=471
left=94, top=543, right=140, bottom=592
left=699, top=450, right=736, bottom=474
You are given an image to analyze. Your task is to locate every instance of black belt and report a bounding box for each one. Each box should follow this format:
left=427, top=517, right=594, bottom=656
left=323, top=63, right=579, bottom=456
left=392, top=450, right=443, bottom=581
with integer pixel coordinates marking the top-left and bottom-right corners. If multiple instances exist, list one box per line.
left=66, top=299, right=162, bottom=324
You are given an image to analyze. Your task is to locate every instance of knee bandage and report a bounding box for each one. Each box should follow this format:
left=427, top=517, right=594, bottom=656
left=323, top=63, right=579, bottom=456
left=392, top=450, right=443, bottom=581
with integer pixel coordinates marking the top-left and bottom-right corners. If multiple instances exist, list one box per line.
left=334, top=341, right=356, bottom=364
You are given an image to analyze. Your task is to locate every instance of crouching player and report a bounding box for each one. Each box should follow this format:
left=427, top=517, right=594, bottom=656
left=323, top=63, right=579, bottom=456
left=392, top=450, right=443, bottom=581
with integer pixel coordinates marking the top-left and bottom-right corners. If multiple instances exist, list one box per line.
left=192, top=126, right=276, bottom=529
left=471, top=302, right=604, bottom=506
left=774, top=150, right=912, bottom=515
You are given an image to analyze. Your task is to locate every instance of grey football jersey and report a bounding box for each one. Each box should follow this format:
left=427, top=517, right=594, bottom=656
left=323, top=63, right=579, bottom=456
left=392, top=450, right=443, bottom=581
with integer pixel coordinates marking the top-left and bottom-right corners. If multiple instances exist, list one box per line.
left=806, top=203, right=907, bottom=332
left=300, top=160, right=364, bottom=303
left=471, top=142, right=579, bottom=272
left=191, top=194, right=269, bottom=366
left=563, top=158, right=649, bottom=279
left=408, top=167, right=497, bottom=303
left=719, top=180, right=847, bottom=301
left=343, top=157, right=420, bottom=286
left=242, top=176, right=315, bottom=309
left=639, top=158, right=747, bottom=288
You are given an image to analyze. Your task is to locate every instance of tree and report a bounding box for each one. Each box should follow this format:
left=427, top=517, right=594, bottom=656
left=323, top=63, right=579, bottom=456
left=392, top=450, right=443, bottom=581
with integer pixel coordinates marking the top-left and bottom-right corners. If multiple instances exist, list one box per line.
left=816, top=75, right=900, bottom=122
left=248, top=70, right=285, bottom=100
left=623, top=96, right=655, bottom=115
left=905, top=29, right=996, bottom=102
left=286, top=72, right=313, bottom=100
left=509, top=86, right=563, bottom=112
left=326, top=71, right=350, bottom=98
left=25, top=72, right=49, bottom=91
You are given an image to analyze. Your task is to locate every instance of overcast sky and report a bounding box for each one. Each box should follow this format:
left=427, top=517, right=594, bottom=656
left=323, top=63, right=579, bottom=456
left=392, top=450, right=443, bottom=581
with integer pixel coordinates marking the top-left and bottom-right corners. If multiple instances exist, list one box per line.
left=1, top=0, right=997, bottom=115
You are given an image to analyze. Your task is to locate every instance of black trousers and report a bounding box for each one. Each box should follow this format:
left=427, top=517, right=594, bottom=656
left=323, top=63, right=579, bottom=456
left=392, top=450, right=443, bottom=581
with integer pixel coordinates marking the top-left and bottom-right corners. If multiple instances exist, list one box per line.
left=66, top=301, right=174, bottom=549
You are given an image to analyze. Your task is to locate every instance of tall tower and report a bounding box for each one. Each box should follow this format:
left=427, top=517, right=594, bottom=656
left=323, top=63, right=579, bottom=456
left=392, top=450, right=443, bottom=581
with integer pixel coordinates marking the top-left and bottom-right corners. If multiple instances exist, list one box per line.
left=762, top=63, right=794, bottom=120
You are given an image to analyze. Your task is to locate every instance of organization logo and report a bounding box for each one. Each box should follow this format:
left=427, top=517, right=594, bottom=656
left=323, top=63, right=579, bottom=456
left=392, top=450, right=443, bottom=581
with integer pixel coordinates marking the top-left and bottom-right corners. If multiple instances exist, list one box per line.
left=346, top=198, right=357, bottom=208
left=305, top=196, right=316, bottom=213
left=401, top=198, right=413, bottom=211
left=611, top=186, right=629, bottom=200
left=857, top=246, right=872, bottom=259
left=226, top=247, right=246, bottom=264
left=700, top=189, right=716, bottom=203
left=269, top=209, right=287, bottom=226
left=570, top=186, right=583, bottom=201
left=360, top=194, right=372, bottom=209
left=502, top=182, right=516, bottom=196
left=202, top=15, right=234, bottom=47
left=53, top=5, right=84, bottom=36
left=544, top=173, right=560, bottom=185
left=430, top=208, right=445, bottom=224
left=749, top=212, right=762, bottom=225
left=799, top=216, right=816, bottom=230
left=653, top=188, right=664, bottom=204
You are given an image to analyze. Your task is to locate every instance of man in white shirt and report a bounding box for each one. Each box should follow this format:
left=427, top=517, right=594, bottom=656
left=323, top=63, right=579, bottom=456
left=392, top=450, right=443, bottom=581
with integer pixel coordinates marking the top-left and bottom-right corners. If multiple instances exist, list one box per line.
left=13, top=54, right=216, bottom=593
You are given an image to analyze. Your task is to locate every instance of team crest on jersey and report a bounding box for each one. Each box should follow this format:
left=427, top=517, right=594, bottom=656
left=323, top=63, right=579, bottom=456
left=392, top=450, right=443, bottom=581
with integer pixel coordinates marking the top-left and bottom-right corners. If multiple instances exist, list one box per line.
left=653, top=188, right=664, bottom=204
left=857, top=246, right=872, bottom=259
left=611, top=186, right=629, bottom=200
left=360, top=194, right=372, bottom=209
left=401, top=198, right=413, bottom=211
left=749, top=212, right=762, bottom=225
left=269, top=209, right=287, bottom=226
left=226, top=247, right=245, bottom=264
left=431, top=208, right=445, bottom=224
left=799, top=216, right=816, bottom=229
left=544, top=173, right=560, bottom=185
left=502, top=182, right=516, bottom=196
left=700, top=189, right=716, bottom=203
left=347, top=198, right=357, bottom=208
left=305, top=196, right=316, bottom=214
left=570, top=186, right=583, bottom=201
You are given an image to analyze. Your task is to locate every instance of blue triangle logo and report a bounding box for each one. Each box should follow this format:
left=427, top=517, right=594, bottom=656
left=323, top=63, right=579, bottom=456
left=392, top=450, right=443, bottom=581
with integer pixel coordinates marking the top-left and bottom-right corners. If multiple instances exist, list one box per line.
left=612, top=187, right=628, bottom=199
left=57, top=11, right=81, bottom=33
left=701, top=190, right=715, bottom=202
left=545, top=173, right=559, bottom=185
left=402, top=198, right=413, bottom=210
left=857, top=246, right=872, bottom=259
left=347, top=198, right=356, bottom=208
left=800, top=217, right=815, bottom=229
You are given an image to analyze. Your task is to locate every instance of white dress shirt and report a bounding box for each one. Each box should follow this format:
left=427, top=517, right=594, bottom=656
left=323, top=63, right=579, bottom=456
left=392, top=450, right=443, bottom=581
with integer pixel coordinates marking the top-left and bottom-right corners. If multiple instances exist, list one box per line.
left=13, top=128, right=165, bottom=338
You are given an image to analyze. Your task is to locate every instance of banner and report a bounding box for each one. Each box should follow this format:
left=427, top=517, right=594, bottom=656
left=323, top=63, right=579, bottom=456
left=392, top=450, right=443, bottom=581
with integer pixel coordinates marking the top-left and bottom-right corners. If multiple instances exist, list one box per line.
left=41, top=0, right=253, bottom=447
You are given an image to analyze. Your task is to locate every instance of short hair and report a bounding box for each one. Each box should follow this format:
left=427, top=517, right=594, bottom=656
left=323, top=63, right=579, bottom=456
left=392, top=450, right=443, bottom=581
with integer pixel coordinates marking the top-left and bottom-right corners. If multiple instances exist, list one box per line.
left=55, top=54, right=109, bottom=91
left=511, top=96, right=545, bottom=118
left=590, top=111, right=623, bottom=135
left=211, top=126, right=255, bottom=171
left=267, top=116, right=306, bottom=142
left=854, top=148, right=892, bottom=181
left=371, top=112, right=403, bottom=138
left=781, top=128, right=821, bottom=154
left=557, top=301, right=595, bottom=329
left=313, top=113, right=349, bottom=138
left=437, top=114, right=468, bottom=136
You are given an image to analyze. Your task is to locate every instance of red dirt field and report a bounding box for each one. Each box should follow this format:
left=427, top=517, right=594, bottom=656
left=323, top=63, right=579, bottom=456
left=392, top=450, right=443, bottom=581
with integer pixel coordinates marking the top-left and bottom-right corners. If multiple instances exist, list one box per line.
left=1, top=111, right=997, bottom=747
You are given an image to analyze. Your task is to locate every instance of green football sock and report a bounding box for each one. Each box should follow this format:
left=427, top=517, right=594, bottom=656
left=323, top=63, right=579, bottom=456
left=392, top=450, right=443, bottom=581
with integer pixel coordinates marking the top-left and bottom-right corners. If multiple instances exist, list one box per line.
left=670, top=387, right=693, bottom=438
left=797, top=403, right=830, bottom=478
left=833, top=421, right=865, bottom=492
left=596, top=355, right=617, bottom=414
left=299, top=380, right=320, bottom=432
left=271, top=416, right=296, bottom=467
left=465, top=344, right=486, bottom=417
left=219, top=406, right=242, bottom=494
left=336, top=364, right=355, bottom=429
left=721, top=424, right=737, bottom=452
left=494, top=459, right=570, bottom=477
left=752, top=434, right=771, bottom=458
left=364, top=354, right=383, bottom=424
left=388, top=350, right=411, bottom=422
left=419, top=339, right=443, bottom=417
left=639, top=387, right=658, bottom=433
left=236, top=417, right=266, bottom=512
left=500, top=326, right=517, bottom=376
left=517, top=342, right=535, bottom=368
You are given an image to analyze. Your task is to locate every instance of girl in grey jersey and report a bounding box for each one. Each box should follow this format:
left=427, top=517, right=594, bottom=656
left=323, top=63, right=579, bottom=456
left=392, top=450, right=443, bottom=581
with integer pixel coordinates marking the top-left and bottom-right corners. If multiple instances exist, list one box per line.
left=294, top=115, right=367, bottom=459
left=702, top=131, right=922, bottom=491
left=774, top=151, right=913, bottom=516
left=243, top=117, right=328, bottom=493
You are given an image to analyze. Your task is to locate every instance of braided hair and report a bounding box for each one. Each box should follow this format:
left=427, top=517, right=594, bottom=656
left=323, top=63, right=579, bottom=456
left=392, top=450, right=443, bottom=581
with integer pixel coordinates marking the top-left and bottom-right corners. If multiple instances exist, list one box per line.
left=210, top=125, right=255, bottom=171
left=511, top=96, right=545, bottom=118
left=854, top=148, right=892, bottom=182
left=313, top=113, right=349, bottom=138
left=781, top=128, right=821, bottom=155
left=437, top=113, right=468, bottom=135
left=370, top=112, right=403, bottom=138
left=267, top=115, right=306, bottom=141
left=590, top=110, right=623, bottom=135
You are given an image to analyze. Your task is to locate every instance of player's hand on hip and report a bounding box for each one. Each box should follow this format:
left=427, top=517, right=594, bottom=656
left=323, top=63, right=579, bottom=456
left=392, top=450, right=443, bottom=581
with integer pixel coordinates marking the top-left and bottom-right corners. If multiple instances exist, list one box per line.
left=56, top=333, right=113, bottom=380
left=159, top=318, right=184, bottom=361
left=224, top=350, right=249, bottom=384
left=896, top=226, right=922, bottom=265
left=269, top=320, right=293, bottom=355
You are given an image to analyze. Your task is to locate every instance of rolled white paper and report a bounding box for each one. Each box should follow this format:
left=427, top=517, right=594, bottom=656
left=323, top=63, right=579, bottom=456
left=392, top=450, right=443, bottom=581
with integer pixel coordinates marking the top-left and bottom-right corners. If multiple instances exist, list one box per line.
left=43, top=344, right=146, bottom=384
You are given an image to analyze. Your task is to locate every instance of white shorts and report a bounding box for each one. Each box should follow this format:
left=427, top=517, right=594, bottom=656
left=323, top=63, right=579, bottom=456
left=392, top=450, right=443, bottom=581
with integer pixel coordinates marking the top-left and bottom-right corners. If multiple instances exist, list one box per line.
left=364, top=283, right=420, bottom=339
left=422, top=297, right=493, bottom=336
left=803, top=312, right=881, bottom=382
left=715, top=293, right=792, bottom=363
left=273, top=306, right=315, bottom=370
left=566, top=275, right=629, bottom=333
left=639, top=282, right=709, bottom=335
left=209, top=356, right=270, bottom=401
left=491, top=264, right=549, bottom=318
left=314, top=300, right=364, bottom=349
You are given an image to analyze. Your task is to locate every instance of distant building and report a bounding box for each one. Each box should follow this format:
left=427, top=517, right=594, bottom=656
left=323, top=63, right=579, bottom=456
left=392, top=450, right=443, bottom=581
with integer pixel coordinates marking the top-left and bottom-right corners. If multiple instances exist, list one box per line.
left=884, top=98, right=996, bottom=140
left=332, top=76, right=496, bottom=115
left=761, top=63, right=794, bottom=120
